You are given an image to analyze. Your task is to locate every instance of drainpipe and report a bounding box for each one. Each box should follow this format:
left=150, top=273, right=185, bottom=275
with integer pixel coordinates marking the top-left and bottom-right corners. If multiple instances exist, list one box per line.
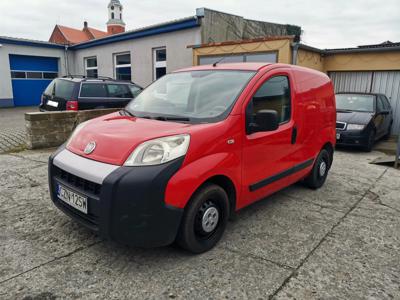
left=64, top=44, right=70, bottom=76
left=291, top=42, right=300, bottom=65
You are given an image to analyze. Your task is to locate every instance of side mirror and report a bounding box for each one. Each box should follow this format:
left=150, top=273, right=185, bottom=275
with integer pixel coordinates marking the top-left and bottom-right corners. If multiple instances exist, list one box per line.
left=248, top=110, right=279, bottom=134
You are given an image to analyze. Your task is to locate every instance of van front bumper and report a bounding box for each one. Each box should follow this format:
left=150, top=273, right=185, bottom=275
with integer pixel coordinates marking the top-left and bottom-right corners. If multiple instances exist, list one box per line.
left=48, top=146, right=184, bottom=248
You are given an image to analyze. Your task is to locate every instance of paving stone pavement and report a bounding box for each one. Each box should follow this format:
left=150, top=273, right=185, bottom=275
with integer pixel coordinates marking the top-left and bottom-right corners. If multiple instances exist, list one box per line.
left=0, top=149, right=399, bottom=299
left=0, top=107, right=36, bottom=154
left=0, top=129, right=27, bottom=153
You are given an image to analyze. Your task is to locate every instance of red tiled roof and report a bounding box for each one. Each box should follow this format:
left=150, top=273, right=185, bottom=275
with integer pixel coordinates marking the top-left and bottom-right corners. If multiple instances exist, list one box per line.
left=87, top=27, right=109, bottom=39
left=55, top=25, right=108, bottom=44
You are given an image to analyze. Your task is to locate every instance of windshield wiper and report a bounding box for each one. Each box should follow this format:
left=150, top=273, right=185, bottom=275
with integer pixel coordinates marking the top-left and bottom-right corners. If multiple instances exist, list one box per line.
left=120, top=108, right=136, bottom=117
left=336, top=109, right=353, bottom=113
left=157, top=116, right=190, bottom=122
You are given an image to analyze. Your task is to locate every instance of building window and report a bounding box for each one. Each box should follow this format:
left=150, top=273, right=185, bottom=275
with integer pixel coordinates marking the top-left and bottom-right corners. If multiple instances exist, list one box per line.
left=111, top=12, right=115, bottom=19
left=114, top=53, right=131, bottom=81
left=43, top=72, right=58, bottom=79
left=10, top=71, right=58, bottom=79
left=153, top=47, right=166, bottom=80
left=85, top=57, right=98, bottom=78
left=26, top=72, right=43, bottom=79
left=11, top=71, right=27, bottom=79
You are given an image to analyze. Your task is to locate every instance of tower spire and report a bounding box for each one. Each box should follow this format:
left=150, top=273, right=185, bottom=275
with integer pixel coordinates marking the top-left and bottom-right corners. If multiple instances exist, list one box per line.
left=107, top=0, right=126, bottom=34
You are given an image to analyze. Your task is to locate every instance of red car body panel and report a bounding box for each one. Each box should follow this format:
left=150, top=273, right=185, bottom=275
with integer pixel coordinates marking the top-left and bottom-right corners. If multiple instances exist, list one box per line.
left=67, top=63, right=336, bottom=212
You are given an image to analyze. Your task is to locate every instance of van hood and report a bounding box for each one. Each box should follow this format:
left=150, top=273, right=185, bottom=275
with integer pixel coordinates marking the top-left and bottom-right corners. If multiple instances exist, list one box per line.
left=337, top=111, right=373, bottom=125
left=67, top=112, right=194, bottom=165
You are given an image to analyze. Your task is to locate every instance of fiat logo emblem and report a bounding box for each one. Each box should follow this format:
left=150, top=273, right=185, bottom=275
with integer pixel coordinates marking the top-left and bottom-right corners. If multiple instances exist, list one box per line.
left=84, top=141, right=96, bottom=154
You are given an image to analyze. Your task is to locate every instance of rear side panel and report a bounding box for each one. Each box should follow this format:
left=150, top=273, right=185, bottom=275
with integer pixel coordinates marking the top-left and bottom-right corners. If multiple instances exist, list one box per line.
left=286, top=67, right=336, bottom=184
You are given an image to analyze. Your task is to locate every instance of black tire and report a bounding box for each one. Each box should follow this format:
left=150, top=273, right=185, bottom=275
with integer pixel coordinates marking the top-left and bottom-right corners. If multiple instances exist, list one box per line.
left=176, top=183, right=230, bottom=254
left=304, top=149, right=330, bottom=189
left=363, top=130, right=376, bottom=152
left=382, top=122, right=393, bottom=140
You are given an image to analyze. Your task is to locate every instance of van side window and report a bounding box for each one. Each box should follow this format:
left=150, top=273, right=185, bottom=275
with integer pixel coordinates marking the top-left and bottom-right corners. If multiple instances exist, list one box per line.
left=246, top=76, right=291, bottom=132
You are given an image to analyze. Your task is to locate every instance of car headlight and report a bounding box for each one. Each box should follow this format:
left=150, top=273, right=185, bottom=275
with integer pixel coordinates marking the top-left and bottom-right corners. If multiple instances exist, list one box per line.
left=347, top=124, right=365, bottom=130
left=66, top=121, right=89, bottom=147
left=124, top=134, right=190, bottom=166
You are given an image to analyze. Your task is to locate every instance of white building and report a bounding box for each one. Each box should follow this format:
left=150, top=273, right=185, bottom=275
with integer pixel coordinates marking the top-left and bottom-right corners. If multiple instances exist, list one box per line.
left=0, top=3, right=300, bottom=107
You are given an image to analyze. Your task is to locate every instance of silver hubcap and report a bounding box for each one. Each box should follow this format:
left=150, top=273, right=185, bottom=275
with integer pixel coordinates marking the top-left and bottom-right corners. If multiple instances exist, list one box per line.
left=202, top=207, right=219, bottom=233
left=319, top=161, right=327, bottom=177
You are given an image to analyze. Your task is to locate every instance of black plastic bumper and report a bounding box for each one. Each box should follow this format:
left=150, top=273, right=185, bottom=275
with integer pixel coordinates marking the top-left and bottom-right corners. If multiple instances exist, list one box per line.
left=336, top=130, right=369, bottom=147
left=48, top=146, right=184, bottom=248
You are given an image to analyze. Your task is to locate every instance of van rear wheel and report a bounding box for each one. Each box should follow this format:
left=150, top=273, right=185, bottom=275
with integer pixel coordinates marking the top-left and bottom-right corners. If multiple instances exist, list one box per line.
left=304, top=149, right=330, bottom=189
left=176, top=183, right=230, bottom=254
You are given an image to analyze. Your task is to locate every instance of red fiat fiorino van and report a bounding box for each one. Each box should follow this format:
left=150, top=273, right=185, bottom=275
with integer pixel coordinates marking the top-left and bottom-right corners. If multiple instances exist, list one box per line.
left=48, top=63, right=336, bottom=253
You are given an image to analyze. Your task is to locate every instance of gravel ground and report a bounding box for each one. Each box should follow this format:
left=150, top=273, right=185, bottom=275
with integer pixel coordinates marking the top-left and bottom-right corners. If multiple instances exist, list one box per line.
left=0, top=149, right=399, bottom=299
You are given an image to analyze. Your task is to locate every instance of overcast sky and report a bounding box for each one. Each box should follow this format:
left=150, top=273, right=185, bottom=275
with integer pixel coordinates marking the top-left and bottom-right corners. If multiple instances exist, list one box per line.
left=0, top=0, right=399, bottom=49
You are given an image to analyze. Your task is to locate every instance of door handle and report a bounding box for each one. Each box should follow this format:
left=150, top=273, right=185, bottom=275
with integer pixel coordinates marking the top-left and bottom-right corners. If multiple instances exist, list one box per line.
left=291, top=126, right=297, bottom=144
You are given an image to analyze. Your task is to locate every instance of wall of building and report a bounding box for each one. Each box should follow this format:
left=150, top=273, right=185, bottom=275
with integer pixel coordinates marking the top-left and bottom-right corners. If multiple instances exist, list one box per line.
left=296, top=49, right=324, bottom=72
left=49, top=27, right=67, bottom=45
left=323, top=51, right=400, bottom=72
left=192, top=38, right=293, bottom=66
left=0, top=43, right=68, bottom=107
left=72, top=27, right=201, bottom=87
left=200, top=8, right=301, bottom=44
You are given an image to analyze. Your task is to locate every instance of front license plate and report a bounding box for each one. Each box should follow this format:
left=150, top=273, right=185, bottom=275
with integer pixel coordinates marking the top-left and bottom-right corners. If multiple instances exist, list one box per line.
left=336, top=133, right=341, bottom=140
left=57, top=184, right=88, bottom=214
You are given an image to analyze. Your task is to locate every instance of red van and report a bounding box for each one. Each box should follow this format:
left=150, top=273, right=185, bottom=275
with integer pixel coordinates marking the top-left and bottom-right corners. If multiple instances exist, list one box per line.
left=48, top=63, right=336, bottom=253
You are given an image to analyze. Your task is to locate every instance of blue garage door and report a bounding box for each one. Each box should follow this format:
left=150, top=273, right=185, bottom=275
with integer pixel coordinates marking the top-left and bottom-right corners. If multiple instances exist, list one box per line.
left=9, top=55, right=59, bottom=106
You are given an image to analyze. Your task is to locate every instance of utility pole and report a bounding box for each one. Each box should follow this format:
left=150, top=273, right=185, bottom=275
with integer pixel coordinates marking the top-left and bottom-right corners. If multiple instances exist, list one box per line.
left=395, top=135, right=400, bottom=169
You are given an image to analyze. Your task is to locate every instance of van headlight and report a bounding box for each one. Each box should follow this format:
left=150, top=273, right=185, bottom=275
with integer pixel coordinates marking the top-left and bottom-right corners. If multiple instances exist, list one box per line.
left=124, top=134, right=190, bottom=166
left=347, top=124, right=365, bottom=131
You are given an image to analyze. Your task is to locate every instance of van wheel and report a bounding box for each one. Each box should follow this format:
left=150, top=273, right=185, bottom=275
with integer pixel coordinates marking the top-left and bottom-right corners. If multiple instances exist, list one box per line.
left=304, top=149, right=330, bottom=189
left=176, top=183, right=230, bottom=254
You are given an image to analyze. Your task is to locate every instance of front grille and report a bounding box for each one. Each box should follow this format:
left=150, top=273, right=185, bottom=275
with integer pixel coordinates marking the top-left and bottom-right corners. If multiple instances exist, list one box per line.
left=336, top=122, right=346, bottom=130
left=52, top=165, right=101, bottom=229
left=53, top=166, right=101, bottom=195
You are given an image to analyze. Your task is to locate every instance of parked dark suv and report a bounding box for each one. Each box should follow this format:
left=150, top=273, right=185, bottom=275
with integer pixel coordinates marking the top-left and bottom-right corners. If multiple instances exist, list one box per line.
left=39, top=76, right=142, bottom=111
left=336, top=92, right=393, bottom=151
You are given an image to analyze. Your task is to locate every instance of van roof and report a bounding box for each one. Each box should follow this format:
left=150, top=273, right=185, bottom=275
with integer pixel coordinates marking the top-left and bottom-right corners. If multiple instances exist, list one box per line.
left=176, top=62, right=276, bottom=72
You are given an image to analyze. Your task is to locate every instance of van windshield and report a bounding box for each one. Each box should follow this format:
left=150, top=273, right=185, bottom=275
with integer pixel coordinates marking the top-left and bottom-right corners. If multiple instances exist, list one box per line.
left=336, top=94, right=375, bottom=113
left=126, top=70, right=255, bottom=123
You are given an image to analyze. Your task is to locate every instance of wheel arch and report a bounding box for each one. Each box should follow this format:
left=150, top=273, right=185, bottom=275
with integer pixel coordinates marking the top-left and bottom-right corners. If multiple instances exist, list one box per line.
left=322, top=142, right=334, bottom=168
left=197, top=175, right=237, bottom=216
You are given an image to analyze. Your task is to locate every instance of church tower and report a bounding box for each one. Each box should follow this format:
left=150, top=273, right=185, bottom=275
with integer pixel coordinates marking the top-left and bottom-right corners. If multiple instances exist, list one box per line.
left=107, top=0, right=126, bottom=34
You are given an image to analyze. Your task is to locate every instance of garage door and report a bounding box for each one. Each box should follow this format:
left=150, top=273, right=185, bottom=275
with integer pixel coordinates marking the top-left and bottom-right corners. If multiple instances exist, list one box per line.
left=329, top=71, right=400, bottom=135
left=9, top=55, right=58, bottom=106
